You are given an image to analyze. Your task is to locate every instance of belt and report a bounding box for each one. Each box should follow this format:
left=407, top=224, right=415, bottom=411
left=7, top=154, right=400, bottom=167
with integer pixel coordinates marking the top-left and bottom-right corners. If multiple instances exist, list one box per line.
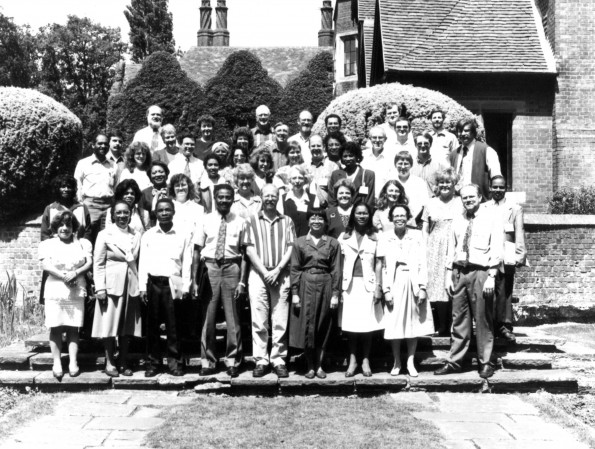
left=83, top=195, right=113, bottom=204
left=204, top=257, right=242, bottom=265
left=305, top=268, right=328, bottom=274
left=453, top=263, right=487, bottom=272
left=148, top=275, right=170, bottom=285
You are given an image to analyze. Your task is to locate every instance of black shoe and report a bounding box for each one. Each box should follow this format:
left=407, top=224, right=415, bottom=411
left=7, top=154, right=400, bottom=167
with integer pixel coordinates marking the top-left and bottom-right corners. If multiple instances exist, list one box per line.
left=169, top=368, right=185, bottom=377
left=253, top=365, right=268, bottom=378
left=434, top=363, right=461, bottom=375
left=144, top=367, right=159, bottom=378
left=501, top=329, right=517, bottom=343
left=478, top=364, right=495, bottom=379
left=227, top=366, right=240, bottom=378
left=274, top=364, right=289, bottom=378
left=199, top=367, right=217, bottom=376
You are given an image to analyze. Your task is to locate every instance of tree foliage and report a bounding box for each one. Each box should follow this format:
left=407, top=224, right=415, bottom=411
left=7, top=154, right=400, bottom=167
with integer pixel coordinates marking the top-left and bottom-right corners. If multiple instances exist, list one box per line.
left=36, top=15, right=125, bottom=151
left=277, top=51, right=334, bottom=134
left=124, top=0, right=175, bottom=63
left=203, top=51, right=283, bottom=140
left=0, top=87, right=82, bottom=221
left=0, top=13, right=37, bottom=88
left=107, top=51, right=204, bottom=139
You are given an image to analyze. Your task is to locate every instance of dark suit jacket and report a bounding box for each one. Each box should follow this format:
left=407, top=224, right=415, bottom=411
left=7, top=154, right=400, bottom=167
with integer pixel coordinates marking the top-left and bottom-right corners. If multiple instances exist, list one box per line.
left=327, top=167, right=376, bottom=208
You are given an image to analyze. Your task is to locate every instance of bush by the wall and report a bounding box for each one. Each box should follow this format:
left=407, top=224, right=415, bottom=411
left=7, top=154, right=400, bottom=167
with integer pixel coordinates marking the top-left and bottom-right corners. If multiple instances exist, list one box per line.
left=277, top=51, right=334, bottom=135
left=106, top=51, right=204, bottom=143
left=0, top=87, right=82, bottom=220
left=549, top=186, right=595, bottom=214
left=312, top=82, right=481, bottom=143
left=203, top=51, right=283, bottom=141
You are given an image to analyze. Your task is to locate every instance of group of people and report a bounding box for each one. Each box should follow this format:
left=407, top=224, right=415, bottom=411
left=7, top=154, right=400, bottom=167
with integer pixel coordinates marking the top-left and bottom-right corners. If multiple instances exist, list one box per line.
left=38, top=102, right=527, bottom=381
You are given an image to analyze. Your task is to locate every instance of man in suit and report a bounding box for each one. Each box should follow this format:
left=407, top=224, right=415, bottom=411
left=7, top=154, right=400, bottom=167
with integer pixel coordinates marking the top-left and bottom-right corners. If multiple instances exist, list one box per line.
left=449, top=119, right=501, bottom=200
left=486, top=175, right=527, bottom=343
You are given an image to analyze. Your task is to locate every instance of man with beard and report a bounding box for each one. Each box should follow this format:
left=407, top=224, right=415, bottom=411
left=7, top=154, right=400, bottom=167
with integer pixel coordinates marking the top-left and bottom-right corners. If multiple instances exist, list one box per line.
left=429, top=108, right=458, bottom=165
left=435, top=184, right=503, bottom=379
left=486, top=175, right=527, bottom=343
left=245, top=184, right=296, bottom=378
left=193, top=184, right=248, bottom=377
left=289, top=110, right=314, bottom=165
left=74, top=134, right=117, bottom=244
left=251, top=105, right=274, bottom=147
left=133, top=105, right=165, bottom=153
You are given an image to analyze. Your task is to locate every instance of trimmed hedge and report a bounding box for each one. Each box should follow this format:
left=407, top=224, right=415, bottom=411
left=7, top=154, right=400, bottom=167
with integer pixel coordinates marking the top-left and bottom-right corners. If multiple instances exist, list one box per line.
left=311, top=82, right=481, bottom=143
left=549, top=187, right=595, bottom=214
left=277, top=51, right=334, bottom=134
left=203, top=51, right=283, bottom=141
left=0, top=87, right=82, bottom=219
left=106, top=51, right=204, bottom=141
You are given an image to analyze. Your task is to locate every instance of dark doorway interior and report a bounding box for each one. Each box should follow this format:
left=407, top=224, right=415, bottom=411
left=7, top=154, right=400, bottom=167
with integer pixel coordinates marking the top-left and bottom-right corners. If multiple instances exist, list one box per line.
left=482, top=112, right=513, bottom=189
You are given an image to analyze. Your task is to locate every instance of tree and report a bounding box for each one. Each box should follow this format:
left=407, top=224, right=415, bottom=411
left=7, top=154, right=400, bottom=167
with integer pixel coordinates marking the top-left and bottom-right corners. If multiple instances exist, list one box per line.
left=36, top=15, right=125, bottom=150
left=204, top=50, right=283, bottom=140
left=107, top=51, right=204, bottom=139
left=277, top=51, right=334, bottom=134
left=124, top=0, right=175, bottom=63
left=0, top=13, right=37, bottom=88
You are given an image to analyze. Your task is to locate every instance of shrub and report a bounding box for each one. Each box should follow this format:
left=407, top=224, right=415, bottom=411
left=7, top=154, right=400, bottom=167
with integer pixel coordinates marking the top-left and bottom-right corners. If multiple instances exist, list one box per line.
left=106, top=51, right=204, bottom=142
left=549, top=186, right=595, bottom=214
left=311, top=82, right=481, bottom=143
left=203, top=51, right=283, bottom=141
left=0, top=87, right=82, bottom=220
left=277, top=51, right=334, bottom=134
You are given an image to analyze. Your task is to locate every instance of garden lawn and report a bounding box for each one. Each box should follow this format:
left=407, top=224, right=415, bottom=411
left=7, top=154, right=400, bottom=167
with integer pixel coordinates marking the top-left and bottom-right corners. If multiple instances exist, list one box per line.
left=146, top=394, right=446, bottom=449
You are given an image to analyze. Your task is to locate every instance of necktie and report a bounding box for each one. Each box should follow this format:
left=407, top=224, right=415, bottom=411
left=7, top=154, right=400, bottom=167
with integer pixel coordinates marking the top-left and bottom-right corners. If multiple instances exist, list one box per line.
left=184, top=158, right=192, bottom=179
left=214, top=216, right=227, bottom=262
left=151, top=132, right=160, bottom=151
left=458, top=146, right=468, bottom=175
left=461, top=212, right=474, bottom=265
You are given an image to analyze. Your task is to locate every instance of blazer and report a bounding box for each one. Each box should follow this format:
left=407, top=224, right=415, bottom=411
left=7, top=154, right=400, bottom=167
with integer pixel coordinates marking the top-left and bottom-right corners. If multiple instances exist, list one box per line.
left=327, top=166, right=376, bottom=208
left=93, top=225, right=141, bottom=297
left=339, top=231, right=378, bottom=293
left=379, top=229, right=427, bottom=297
left=326, top=206, right=348, bottom=239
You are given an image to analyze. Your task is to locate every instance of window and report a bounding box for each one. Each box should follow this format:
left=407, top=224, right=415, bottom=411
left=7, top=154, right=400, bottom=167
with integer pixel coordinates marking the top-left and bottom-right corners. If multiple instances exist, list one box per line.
left=343, top=36, right=357, bottom=77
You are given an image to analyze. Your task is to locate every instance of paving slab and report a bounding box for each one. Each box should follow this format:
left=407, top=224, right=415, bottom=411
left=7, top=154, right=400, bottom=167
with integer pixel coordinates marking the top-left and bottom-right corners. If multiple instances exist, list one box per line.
left=408, top=371, right=485, bottom=392
left=17, top=415, right=92, bottom=431
left=500, top=421, right=582, bottom=441
left=353, top=372, right=408, bottom=392
left=413, top=411, right=515, bottom=426
left=230, top=370, right=279, bottom=393
left=194, top=381, right=231, bottom=393
left=157, top=372, right=201, bottom=389
left=53, top=402, right=137, bottom=417
left=501, top=352, right=552, bottom=369
left=84, top=416, right=164, bottom=431
left=7, top=429, right=110, bottom=446
left=127, top=392, right=193, bottom=406
left=431, top=421, right=513, bottom=440
left=442, top=441, right=477, bottom=449
left=112, top=371, right=159, bottom=389
left=488, top=369, right=578, bottom=393
left=389, top=391, right=436, bottom=406
left=34, top=371, right=111, bottom=390
left=435, top=393, right=540, bottom=415
left=0, top=371, right=39, bottom=386
left=132, top=407, right=162, bottom=418
left=104, top=430, right=149, bottom=442
left=0, top=351, right=35, bottom=369
left=472, top=439, right=589, bottom=449
left=278, top=371, right=354, bottom=394
left=60, top=391, right=133, bottom=405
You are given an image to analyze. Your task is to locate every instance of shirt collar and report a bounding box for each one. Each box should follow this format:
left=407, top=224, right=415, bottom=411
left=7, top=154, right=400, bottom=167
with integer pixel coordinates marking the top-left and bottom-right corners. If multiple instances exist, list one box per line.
left=155, top=224, right=177, bottom=234
left=417, top=156, right=432, bottom=165
left=214, top=209, right=235, bottom=222
left=258, top=210, right=283, bottom=223
left=285, top=190, right=310, bottom=204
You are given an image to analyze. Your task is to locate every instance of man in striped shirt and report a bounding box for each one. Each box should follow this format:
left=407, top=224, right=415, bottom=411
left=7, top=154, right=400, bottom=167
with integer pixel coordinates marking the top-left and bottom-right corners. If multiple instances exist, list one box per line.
left=245, top=184, right=296, bottom=378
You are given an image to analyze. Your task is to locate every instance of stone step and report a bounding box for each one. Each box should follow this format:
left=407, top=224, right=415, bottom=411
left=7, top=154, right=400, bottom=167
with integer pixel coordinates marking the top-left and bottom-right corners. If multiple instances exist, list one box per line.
left=0, top=368, right=577, bottom=394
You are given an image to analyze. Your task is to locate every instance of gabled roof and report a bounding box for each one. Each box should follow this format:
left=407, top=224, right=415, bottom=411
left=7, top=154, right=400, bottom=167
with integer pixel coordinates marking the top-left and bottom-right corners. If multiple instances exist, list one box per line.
left=180, top=47, right=332, bottom=87
left=378, top=0, right=556, bottom=74
left=357, top=0, right=376, bottom=20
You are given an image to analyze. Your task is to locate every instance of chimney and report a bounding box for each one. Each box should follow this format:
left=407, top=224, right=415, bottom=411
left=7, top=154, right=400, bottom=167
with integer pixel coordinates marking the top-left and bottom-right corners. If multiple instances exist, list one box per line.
left=318, top=0, right=334, bottom=47
left=197, top=0, right=213, bottom=46
left=213, top=0, right=230, bottom=47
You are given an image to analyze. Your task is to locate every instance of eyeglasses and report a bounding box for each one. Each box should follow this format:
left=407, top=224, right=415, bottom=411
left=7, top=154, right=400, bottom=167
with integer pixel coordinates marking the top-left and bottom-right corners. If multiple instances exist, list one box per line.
left=396, top=126, right=409, bottom=130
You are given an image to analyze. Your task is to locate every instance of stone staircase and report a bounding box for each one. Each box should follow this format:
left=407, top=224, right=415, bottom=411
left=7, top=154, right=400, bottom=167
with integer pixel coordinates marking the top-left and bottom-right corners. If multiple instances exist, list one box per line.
left=0, top=325, right=585, bottom=394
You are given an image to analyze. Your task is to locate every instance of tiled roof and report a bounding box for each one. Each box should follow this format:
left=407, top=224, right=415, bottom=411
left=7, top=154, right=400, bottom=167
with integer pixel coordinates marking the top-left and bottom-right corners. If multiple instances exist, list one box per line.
left=179, top=47, right=332, bottom=87
left=362, top=21, right=374, bottom=86
left=357, top=0, right=376, bottom=20
left=378, top=0, right=556, bottom=73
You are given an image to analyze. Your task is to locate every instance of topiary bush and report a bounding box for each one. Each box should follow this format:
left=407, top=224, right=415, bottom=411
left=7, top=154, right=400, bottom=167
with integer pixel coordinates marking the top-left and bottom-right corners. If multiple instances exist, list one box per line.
left=312, top=82, right=481, bottom=143
left=203, top=51, right=283, bottom=141
left=106, top=51, right=204, bottom=142
left=277, top=51, right=334, bottom=134
left=0, top=87, right=82, bottom=220
left=549, top=186, right=595, bottom=214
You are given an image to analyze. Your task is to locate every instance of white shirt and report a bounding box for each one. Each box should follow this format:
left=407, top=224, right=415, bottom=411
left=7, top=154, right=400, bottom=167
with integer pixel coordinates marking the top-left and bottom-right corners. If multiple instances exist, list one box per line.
left=194, top=210, right=247, bottom=259
left=74, top=155, right=117, bottom=201
left=133, top=126, right=165, bottom=153
left=173, top=200, right=205, bottom=240
left=361, top=146, right=397, bottom=197
left=398, top=174, right=430, bottom=220
left=289, top=133, right=311, bottom=165
left=168, top=153, right=205, bottom=185
left=118, top=168, right=152, bottom=191
left=138, top=224, right=192, bottom=293
left=380, top=123, right=416, bottom=156
left=430, top=128, right=459, bottom=165
left=455, top=140, right=502, bottom=187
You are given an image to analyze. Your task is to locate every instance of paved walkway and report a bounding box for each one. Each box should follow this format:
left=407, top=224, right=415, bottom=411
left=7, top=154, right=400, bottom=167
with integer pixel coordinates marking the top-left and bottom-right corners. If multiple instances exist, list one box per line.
left=0, top=391, right=589, bottom=449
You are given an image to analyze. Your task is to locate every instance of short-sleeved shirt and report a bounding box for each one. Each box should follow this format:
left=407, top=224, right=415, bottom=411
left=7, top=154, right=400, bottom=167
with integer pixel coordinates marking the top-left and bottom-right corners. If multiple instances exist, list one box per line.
left=244, top=211, right=296, bottom=269
left=74, top=155, right=117, bottom=201
left=194, top=210, right=247, bottom=259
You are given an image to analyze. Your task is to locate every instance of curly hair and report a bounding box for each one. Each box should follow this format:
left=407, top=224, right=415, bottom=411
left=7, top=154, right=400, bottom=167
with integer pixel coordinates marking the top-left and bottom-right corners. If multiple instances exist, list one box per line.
left=340, top=141, right=363, bottom=163
left=333, top=178, right=356, bottom=198
left=376, top=180, right=408, bottom=211
left=124, top=141, right=152, bottom=172
left=232, top=126, right=255, bottom=152
left=49, top=210, right=80, bottom=236
left=51, top=174, right=77, bottom=201
left=114, top=179, right=142, bottom=204
left=249, top=147, right=273, bottom=174
left=168, top=173, right=196, bottom=200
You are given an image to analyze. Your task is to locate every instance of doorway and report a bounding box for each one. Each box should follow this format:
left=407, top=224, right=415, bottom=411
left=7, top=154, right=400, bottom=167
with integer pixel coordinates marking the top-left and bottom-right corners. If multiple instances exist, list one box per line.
left=482, top=112, right=513, bottom=189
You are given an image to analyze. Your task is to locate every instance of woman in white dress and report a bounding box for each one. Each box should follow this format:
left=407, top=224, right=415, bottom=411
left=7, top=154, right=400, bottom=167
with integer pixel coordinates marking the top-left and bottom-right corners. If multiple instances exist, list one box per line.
left=338, top=203, right=383, bottom=377
left=38, top=210, right=93, bottom=379
left=92, top=201, right=142, bottom=377
left=169, top=173, right=205, bottom=240
left=118, top=141, right=153, bottom=190
left=378, top=204, right=433, bottom=377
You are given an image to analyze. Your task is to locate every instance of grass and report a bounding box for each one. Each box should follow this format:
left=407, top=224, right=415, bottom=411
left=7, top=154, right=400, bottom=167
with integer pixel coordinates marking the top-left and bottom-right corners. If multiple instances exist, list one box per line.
left=147, top=394, right=446, bottom=449
left=524, top=392, right=595, bottom=448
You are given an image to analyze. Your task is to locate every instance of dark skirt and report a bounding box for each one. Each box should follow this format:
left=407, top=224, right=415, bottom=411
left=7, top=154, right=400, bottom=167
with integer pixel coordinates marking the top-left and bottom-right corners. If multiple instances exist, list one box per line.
left=289, top=272, right=334, bottom=350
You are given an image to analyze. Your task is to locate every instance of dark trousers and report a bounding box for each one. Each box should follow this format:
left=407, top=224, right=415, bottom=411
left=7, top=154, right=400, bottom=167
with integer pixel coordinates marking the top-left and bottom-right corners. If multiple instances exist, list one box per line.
left=146, top=276, right=181, bottom=371
left=448, top=266, right=494, bottom=368
left=495, top=265, right=516, bottom=333
left=200, top=261, right=243, bottom=368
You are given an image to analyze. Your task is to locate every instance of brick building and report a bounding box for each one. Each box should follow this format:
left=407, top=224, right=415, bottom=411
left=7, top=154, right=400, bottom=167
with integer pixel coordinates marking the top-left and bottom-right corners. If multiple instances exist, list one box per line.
left=333, top=0, right=593, bottom=213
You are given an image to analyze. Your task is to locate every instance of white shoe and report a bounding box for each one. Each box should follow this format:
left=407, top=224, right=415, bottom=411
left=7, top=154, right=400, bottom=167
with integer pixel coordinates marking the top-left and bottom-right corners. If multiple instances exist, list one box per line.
left=390, top=365, right=401, bottom=376
left=407, top=360, right=418, bottom=377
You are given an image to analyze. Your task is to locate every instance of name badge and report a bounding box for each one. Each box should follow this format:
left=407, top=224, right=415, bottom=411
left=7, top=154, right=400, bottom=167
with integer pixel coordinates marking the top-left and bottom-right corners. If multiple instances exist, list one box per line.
left=504, top=223, right=514, bottom=233
left=359, top=186, right=369, bottom=195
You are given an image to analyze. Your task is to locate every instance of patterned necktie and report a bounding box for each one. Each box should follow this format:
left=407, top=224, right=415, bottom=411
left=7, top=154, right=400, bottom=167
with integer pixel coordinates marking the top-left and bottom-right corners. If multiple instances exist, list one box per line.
left=151, top=132, right=160, bottom=151
left=184, top=157, right=192, bottom=179
left=214, top=216, right=227, bottom=262
left=461, top=212, right=474, bottom=265
left=458, top=146, right=468, bottom=175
